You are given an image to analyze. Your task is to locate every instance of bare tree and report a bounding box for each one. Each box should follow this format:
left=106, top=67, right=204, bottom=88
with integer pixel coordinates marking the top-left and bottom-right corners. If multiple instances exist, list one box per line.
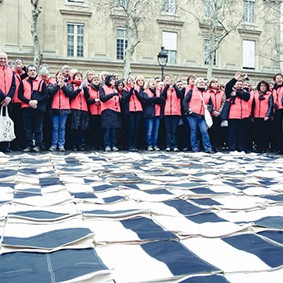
left=30, top=0, right=42, bottom=68
left=181, top=0, right=242, bottom=80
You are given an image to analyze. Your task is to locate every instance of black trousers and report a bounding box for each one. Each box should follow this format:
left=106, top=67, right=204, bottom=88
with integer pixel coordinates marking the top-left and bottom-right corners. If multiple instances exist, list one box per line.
left=228, top=118, right=249, bottom=152
left=22, top=108, right=44, bottom=147
left=253, top=118, right=272, bottom=152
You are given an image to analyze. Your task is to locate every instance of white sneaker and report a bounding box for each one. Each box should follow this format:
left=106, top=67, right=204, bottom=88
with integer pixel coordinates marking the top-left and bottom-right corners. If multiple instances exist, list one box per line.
left=112, top=146, right=119, bottom=151
left=49, top=146, right=57, bottom=152
left=154, top=146, right=160, bottom=151
left=173, top=147, right=179, bottom=152
left=105, top=146, right=111, bottom=152
left=147, top=146, right=153, bottom=151
left=165, top=147, right=171, bottom=151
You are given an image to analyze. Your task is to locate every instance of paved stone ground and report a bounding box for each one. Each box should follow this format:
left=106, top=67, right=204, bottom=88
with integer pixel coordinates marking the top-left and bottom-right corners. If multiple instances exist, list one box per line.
left=0, top=150, right=282, bottom=282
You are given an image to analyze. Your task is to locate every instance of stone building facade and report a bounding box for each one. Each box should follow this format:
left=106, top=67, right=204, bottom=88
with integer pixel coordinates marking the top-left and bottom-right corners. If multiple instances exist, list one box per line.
left=0, top=0, right=282, bottom=85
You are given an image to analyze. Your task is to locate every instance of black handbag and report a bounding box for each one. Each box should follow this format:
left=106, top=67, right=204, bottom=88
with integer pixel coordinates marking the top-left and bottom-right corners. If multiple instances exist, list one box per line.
left=220, top=100, right=231, bottom=121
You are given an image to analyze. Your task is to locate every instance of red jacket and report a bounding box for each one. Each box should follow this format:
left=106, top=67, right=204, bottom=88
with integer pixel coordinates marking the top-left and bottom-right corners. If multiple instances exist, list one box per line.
left=70, top=84, right=88, bottom=111
left=253, top=90, right=273, bottom=118
left=184, top=87, right=211, bottom=115
left=88, top=84, right=101, bottom=115
left=143, top=88, right=162, bottom=117
left=123, top=85, right=143, bottom=112
left=0, top=66, right=16, bottom=101
left=20, top=77, right=44, bottom=109
left=272, top=84, right=283, bottom=110
left=51, top=86, right=71, bottom=110
left=228, top=95, right=251, bottom=119
left=161, top=84, right=182, bottom=116
left=13, top=73, right=22, bottom=103
left=207, top=88, right=224, bottom=113
left=100, top=85, right=121, bottom=113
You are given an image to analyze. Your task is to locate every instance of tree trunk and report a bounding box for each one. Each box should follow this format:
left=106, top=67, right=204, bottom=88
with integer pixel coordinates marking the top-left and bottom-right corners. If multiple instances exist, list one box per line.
left=30, top=0, right=41, bottom=69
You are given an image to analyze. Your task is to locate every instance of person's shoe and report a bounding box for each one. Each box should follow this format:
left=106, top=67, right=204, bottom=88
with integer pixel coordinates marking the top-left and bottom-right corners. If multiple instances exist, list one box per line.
left=105, top=146, right=111, bottom=152
left=58, top=146, right=65, bottom=152
left=71, top=146, right=78, bottom=151
left=112, top=146, right=119, bottom=152
left=33, top=146, right=40, bottom=153
left=49, top=146, right=57, bottom=152
left=154, top=146, right=160, bottom=151
left=147, top=145, right=153, bottom=151
left=165, top=147, right=171, bottom=151
left=183, top=147, right=189, bottom=151
left=205, top=150, right=215, bottom=154
left=173, top=147, right=179, bottom=152
left=78, top=145, right=85, bottom=151
left=129, top=147, right=138, bottom=152
left=23, top=146, right=32, bottom=152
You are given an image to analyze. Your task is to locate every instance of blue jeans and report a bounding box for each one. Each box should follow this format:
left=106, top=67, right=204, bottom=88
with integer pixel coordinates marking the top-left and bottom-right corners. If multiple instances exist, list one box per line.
left=104, top=128, right=116, bottom=148
left=187, top=116, right=212, bottom=152
left=51, top=114, right=68, bottom=147
left=145, top=117, right=160, bottom=147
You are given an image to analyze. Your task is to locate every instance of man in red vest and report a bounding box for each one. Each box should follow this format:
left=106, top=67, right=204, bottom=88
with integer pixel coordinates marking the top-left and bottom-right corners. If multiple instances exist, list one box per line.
left=0, top=52, right=16, bottom=153
left=18, top=65, right=47, bottom=152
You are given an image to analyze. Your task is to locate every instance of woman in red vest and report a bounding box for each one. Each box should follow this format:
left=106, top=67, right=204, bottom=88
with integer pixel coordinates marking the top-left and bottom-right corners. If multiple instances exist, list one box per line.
left=99, top=74, right=121, bottom=152
left=69, top=71, right=89, bottom=151
left=161, top=76, right=182, bottom=151
left=182, top=77, right=214, bottom=153
left=252, top=80, right=273, bottom=153
left=48, top=71, right=73, bottom=151
left=84, top=73, right=103, bottom=150
left=207, top=78, right=226, bottom=151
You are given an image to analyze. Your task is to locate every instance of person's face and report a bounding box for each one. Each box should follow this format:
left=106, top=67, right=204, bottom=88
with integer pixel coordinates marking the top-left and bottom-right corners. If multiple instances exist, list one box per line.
left=235, top=81, right=243, bottom=89
left=149, top=80, right=156, bottom=88
left=275, top=75, right=283, bottom=85
left=15, top=60, right=23, bottom=70
left=40, top=75, right=48, bottom=82
left=196, top=80, right=205, bottom=88
left=117, top=83, right=123, bottom=90
left=0, top=53, right=7, bottom=66
left=155, top=78, right=161, bottom=84
left=137, top=79, right=144, bottom=87
left=87, top=72, right=94, bottom=81
left=27, top=67, right=37, bottom=78
left=260, top=83, right=267, bottom=92
left=110, top=78, right=115, bottom=86
left=188, top=77, right=195, bottom=85
left=176, top=83, right=183, bottom=90
left=93, top=77, right=100, bottom=85
left=75, top=74, right=82, bottom=81
left=210, top=80, right=219, bottom=89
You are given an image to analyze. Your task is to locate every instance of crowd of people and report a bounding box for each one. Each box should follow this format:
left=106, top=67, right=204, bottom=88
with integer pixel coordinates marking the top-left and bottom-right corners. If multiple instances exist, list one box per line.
left=0, top=51, right=282, bottom=155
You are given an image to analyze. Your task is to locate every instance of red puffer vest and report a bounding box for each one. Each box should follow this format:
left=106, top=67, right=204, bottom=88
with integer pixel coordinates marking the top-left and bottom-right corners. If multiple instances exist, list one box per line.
left=207, top=88, right=224, bottom=113
left=164, top=86, right=181, bottom=116
left=228, top=90, right=251, bottom=119
left=253, top=90, right=272, bottom=118
left=187, top=88, right=210, bottom=115
left=143, top=88, right=161, bottom=116
left=88, top=85, right=101, bottom=115
left=52, top=87, right=70, bottom=110
left=21, top=77, right=44, bottom=108
left=126, top=85, right=143, bottom=112
left=101, top=85, right=121, bottom=113
left=273, top=85, right=283, bottom=110
left=13, top=73, right=22, bottom=103
left=0, top=66, right=14, bottom=95
left=70, top=84, right=88, bottom=111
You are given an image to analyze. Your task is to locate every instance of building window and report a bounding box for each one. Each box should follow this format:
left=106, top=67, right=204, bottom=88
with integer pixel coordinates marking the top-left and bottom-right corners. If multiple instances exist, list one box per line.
left=118, top=0, right=128, bottom=6
left=117, top=28, right=128, bottom=60
left=204, top=0, right=215, bottom=17
left=163, top=0, right=177, bottom=14
left=243, top=40, right=255, bottom=69
left=243, top=0, right=255, bottom=23
left=67, top=23, right=84, bottom=57
left=162, top=31, right=177, bottom=64
left=204, top=38, right=217, bottom=65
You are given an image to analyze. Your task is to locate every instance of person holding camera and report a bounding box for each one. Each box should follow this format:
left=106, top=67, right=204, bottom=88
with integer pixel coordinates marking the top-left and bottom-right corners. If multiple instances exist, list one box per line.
left=224, top=72, right=251, bottom=153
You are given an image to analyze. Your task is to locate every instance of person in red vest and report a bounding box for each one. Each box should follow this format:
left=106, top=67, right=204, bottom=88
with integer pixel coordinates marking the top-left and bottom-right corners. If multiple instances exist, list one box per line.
left=122, top=75, right=144, bottom=151
left=47, top=71, right=73, bottom=151
left=10, top=59, right=27, bottom=151
left=99, top=74, right=121, bottom=152
left=207, top=78, right=226, bottom=152
left=224, top=72, right=251, bottom=152
left=69, top=71, right=89, bottom=151
left=182, top=77, right=214, bottom=153
left=0, top=52, right=16, bottom=153
left=252, top=80, right=273, bottom=153
left=271, top=73, right=283, bottom=153
left=161, top=76, right=182, bottom=151
left=84, top=73, right=104, bottom=150
left=18, top=65, right=47, bottom=152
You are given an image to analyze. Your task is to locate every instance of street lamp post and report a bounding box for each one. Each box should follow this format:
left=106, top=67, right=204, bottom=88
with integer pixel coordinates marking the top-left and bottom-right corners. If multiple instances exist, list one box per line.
left=157, top=46, right=168, bottom=81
